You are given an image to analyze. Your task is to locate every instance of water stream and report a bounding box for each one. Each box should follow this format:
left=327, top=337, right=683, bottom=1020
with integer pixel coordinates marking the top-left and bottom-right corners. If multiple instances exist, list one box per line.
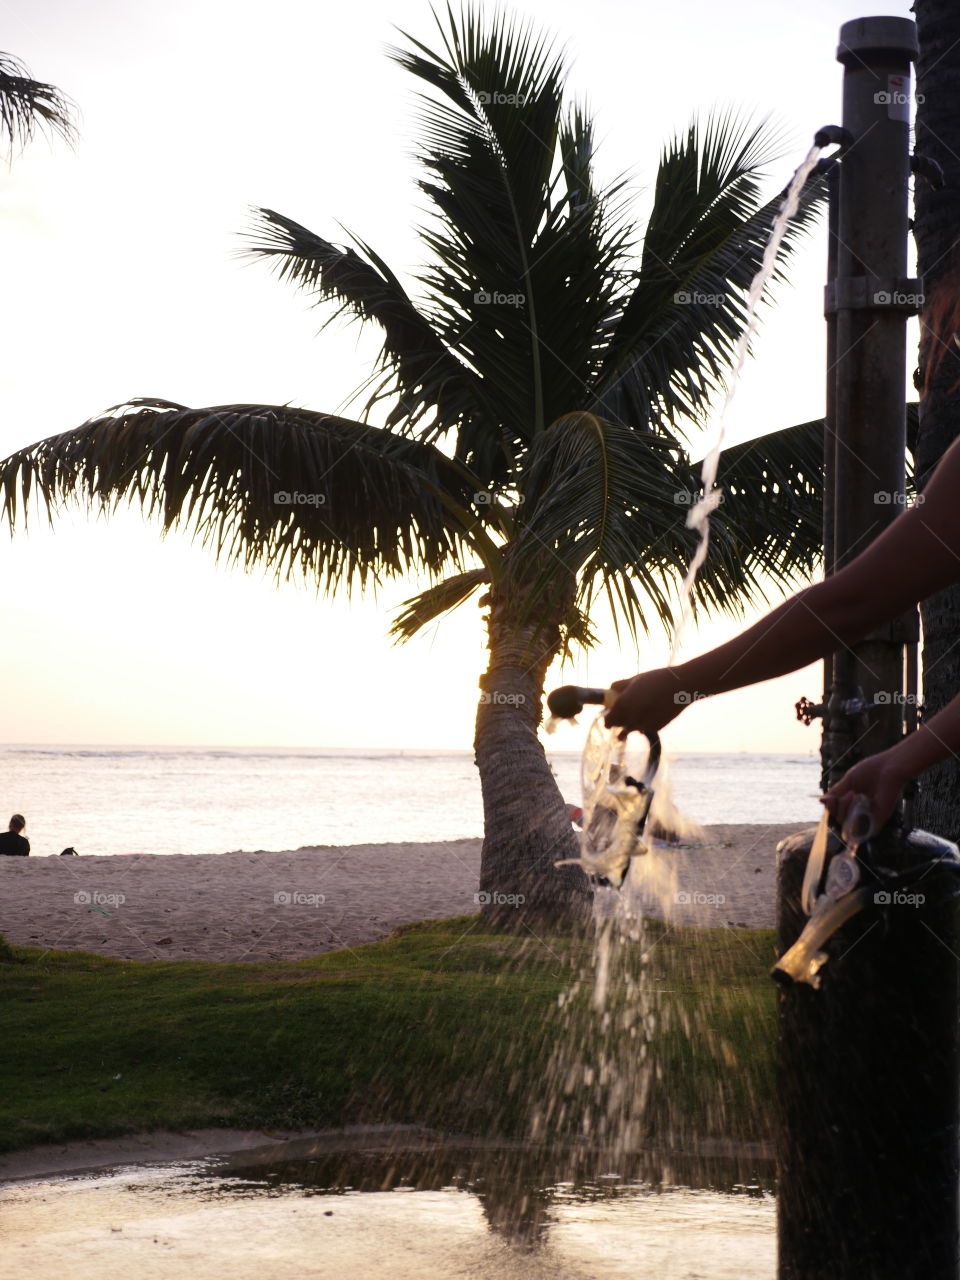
left=669, top=144, right=823, bottom=662
left=544, top=145, right=826, bottom=1175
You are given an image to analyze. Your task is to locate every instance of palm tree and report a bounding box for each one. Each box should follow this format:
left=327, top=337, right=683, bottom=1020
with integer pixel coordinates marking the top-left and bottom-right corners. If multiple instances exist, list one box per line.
left=911, top=2, right=960, bottom=842
left=0, top=51, right=76, bottom=158
left=0, top=6, right=826, bottom=926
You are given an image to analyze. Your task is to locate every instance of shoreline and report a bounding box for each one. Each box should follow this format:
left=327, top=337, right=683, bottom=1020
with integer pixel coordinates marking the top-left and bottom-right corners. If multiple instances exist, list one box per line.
left=0, top=825, right=809, bottom=963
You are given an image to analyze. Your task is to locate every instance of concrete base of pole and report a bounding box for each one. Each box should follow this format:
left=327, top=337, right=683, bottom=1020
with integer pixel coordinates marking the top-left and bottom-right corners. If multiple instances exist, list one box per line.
left=776, top=826, right=960, bottom=1279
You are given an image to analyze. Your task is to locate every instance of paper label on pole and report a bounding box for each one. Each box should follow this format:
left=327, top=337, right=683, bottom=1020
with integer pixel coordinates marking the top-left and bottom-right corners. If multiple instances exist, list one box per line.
left=883, top=74, right=911, bottom=123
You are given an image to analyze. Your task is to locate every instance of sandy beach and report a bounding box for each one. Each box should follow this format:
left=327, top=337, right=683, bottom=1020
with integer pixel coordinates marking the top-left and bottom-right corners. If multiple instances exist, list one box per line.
left=0, top=823, right=809, bottom=962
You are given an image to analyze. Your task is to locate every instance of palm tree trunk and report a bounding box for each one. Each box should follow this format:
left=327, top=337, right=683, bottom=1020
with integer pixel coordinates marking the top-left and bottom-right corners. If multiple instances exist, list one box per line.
left=912, top=1, right=960, bottom=839
left=474, top=590, right=592, bottom=930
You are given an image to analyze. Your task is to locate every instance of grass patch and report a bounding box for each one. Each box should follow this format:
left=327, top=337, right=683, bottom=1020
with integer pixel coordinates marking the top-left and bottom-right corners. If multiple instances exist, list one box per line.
left=0, top=918, right=777, bottom=1154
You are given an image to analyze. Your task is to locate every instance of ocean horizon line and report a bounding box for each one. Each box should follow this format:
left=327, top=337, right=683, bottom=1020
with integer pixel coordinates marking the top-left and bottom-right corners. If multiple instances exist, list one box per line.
left=0, top=741, right=819, bottom=759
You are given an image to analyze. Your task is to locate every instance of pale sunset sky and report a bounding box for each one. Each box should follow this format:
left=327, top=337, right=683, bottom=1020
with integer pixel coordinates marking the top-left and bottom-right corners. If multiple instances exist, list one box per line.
left=1, top=0, right=916, bottom=753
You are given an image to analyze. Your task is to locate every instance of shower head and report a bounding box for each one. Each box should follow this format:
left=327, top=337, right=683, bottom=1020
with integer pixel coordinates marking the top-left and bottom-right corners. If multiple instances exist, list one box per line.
left=546, top=685, right=611, bottom=720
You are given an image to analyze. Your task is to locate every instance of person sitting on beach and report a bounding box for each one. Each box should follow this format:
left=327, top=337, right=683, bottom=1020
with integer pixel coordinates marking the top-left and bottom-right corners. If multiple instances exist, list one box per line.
left=0, top=815, right=30, bottom=856
left=605, top=369, right=960, bottom=835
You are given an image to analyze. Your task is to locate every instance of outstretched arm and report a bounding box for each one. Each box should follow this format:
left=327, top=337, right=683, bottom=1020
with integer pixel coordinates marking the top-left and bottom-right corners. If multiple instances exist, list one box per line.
left=605, top=434, right=960, bottom=824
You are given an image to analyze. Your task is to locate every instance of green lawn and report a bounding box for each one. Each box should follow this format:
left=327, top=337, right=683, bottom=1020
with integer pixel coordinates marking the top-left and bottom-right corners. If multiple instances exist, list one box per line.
left=0, top=918, right=778, bottom=1154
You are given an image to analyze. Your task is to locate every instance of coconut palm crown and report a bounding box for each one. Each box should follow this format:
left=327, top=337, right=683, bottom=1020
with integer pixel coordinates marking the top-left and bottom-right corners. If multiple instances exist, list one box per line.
left=0, top=6, right=827, bottom=924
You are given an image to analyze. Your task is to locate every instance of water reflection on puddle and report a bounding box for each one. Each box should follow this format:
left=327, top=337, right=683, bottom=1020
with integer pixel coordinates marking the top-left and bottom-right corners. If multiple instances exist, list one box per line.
left=1, top=1141, right=775, bottom=1279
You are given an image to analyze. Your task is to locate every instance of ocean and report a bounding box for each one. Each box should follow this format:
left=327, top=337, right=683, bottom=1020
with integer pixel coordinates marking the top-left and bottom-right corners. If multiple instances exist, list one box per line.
left=0, top=744, right=822, bottom=858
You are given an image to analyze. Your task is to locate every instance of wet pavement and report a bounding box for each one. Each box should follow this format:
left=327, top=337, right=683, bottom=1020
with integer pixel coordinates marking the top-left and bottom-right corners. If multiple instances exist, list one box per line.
left=0, top=1135, right=776, bottom=1279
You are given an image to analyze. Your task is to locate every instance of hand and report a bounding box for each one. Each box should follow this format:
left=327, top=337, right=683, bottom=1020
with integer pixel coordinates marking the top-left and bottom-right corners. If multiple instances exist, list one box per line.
left=604, top=668, right=690, bottom=738
left=820, top=748, right=911, bottom=841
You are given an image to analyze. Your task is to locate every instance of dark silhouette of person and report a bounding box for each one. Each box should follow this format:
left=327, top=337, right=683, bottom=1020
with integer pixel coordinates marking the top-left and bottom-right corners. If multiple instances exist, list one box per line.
left=0, top=814, right=29, bottom=856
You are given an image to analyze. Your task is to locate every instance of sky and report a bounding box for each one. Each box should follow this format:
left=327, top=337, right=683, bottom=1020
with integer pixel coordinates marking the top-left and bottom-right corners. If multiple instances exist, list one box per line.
left=0, top=0, right=916, bottom=753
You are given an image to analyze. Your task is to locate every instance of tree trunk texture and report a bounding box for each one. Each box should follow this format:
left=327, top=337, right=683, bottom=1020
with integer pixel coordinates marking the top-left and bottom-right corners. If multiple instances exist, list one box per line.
left=912, top=1, right=960, bottom=840
left=474, top=587, right=592, bottom=931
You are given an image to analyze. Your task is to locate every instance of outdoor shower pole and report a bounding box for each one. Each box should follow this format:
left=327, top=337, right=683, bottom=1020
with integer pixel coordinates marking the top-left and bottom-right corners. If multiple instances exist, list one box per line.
left=778, top=16, right=960, bottom=1280
left=827, top=15, right=918, bottom=777
left=820, top=159, right=840, bottom=795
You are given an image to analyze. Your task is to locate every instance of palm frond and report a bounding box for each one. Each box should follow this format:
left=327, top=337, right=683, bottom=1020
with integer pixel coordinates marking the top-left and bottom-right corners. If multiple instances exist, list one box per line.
left=244, top=208, right=483, bottom=436
left=391, top=6, right=579, bottom=450
left=0, top=400, right=487, bottom=589
left=699, top=408, right=919, bottom=602
left=701, top=418, right=823, bottom=593
left=558, top=602, right=598, bottom=656
left=763, top=404, right=917, bottom=471
left=390, top=13, right=638, bottom=484
left=512, top=412, right=698, bottom=641
left=513, top=410, right=822, bottom=643
left=593, top=113, right=828, bottom=433
left=390, top=566, right=489, bottom=640
left=0, top=52, right=76, bottom=157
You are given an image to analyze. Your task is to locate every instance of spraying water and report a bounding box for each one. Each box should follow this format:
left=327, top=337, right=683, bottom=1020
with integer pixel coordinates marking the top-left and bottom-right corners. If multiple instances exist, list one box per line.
left=548, top=146, right=825, bottom=879
left=566, top=145, right=825, bottom=921
left=538, top=147, right=826, bottom=1163
left=669, top=144, right=823, bottom=662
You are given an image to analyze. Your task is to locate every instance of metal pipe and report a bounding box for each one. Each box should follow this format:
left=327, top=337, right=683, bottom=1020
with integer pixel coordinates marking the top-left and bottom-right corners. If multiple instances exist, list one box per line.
left=823, top=160, right=839, bottom=584
left=830, top=15, right=917, bottom=762
left=821, top=160, right=841, bottom=795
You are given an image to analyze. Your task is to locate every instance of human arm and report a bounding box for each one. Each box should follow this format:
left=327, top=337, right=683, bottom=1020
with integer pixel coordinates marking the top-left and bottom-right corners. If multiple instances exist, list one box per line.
left=605, top=433, right=960, bottom=738
left=821, top=697, right=960, bottom=834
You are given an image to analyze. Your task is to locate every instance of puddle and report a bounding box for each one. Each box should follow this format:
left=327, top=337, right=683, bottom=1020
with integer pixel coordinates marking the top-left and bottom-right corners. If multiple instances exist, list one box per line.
left=1, top=1139, right=775, bottom=1279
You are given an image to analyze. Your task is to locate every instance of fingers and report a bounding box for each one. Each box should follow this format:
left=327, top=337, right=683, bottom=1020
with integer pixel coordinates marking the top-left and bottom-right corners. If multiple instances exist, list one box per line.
left=604, top=669, right=683, bottom=736
left=603, top=690, right=630, bottom=730
left=819, top=751, right=908, bottom=842
left=605, top=697, right=642, bottom=733
left=842, top=796, right=877, bottom=844
left=819, top=788, right=876, bottom=842
left=603, top=678, right=635, bottom=728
